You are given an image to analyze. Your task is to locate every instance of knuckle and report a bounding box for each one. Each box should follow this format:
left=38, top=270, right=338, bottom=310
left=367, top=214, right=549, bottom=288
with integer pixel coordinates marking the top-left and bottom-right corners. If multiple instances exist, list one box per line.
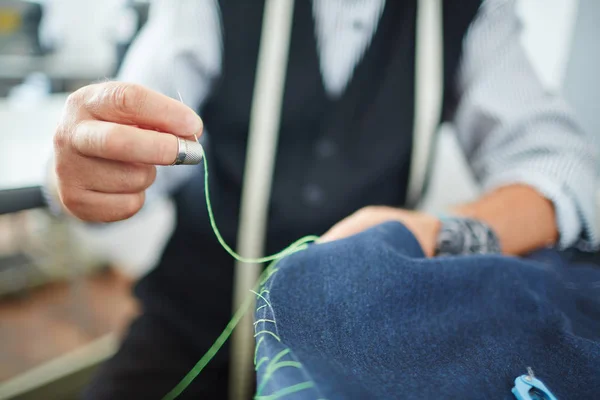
left=72, top=121, right=105, bottom=156
left=110, top=83, right=132, bottom=114
left=57, top=92, right=88, bottom=150
left=107, top=83, right=147, bottom=116
left=80, top=83, right=106, bottom=114
left=53, top=127, right=68, bottom=150
left=59, top=186, right=84, bottom=212
left=64, top=88, right=91, bottom=121
left=54, top=158, right=71, bottom=180
left=65, top=89, right=84, bottom=111
left=54, top=156, right=85, bottom=189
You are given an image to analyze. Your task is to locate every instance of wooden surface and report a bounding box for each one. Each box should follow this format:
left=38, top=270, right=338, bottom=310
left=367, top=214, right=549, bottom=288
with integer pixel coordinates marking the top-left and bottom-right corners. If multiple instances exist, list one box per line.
left=0, top=268, right=138, bottom=383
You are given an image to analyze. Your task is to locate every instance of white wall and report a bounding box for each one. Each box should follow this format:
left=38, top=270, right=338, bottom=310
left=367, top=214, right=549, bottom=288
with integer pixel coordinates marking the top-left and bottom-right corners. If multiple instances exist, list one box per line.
left=39, top=0, right=134, bottom=78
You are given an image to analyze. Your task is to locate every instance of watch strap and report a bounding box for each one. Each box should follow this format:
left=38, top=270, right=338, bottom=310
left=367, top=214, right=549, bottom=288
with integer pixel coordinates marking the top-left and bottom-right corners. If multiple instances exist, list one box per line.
left=435, top=217, right=501, bottom=256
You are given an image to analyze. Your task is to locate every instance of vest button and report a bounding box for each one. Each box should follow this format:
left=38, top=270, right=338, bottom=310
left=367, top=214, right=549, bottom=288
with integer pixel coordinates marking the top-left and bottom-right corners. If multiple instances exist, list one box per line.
left=315, top=138, right=337, bottom=159
left=303, top=184, right=325, bottom=206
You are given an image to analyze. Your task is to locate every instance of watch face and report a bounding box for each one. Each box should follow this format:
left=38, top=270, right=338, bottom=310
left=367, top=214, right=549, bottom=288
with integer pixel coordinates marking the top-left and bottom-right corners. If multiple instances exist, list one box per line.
left=436, top=220, right=466, bottom=255
left=436, top=218, right=501, bottom=256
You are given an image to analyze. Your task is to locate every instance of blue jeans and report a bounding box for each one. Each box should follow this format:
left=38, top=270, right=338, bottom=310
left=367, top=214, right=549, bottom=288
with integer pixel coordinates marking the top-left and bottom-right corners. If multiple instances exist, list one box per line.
left=254, top=222, right=600, bottom=399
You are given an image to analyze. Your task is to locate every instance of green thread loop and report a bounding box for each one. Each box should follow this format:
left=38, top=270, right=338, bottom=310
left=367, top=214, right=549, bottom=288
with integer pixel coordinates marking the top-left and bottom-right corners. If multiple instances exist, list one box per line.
left=202, top=146, right=319, bottom=264
left=161, top=146, right=319, bottom=400
left=254, top=337, right=266, bottom=364
left=257, top=349, right=300, bottom=395
left=254, top=381, right=315, bottom=400
left=254, top=319, right=276, bottom=326
left=254, top=382, right=315, bottom=400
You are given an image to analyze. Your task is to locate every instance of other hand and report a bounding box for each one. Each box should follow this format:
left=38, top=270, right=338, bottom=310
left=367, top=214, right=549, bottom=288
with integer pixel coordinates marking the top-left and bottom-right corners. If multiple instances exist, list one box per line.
left=321, top=206, right=441, bottom=257
left=53, top=82, right=203, bottom=222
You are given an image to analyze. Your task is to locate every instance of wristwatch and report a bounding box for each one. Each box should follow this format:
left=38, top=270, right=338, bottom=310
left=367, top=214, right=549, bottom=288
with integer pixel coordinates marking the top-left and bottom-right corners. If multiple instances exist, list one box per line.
left=435, top=217, right=501, bottom=256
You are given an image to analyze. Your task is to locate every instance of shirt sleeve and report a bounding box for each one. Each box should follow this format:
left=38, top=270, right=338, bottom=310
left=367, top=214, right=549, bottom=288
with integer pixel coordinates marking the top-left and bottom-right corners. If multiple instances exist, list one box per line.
left=117, top=0, right=222, bottom=202
left=453, top=0, right=598, bottom=249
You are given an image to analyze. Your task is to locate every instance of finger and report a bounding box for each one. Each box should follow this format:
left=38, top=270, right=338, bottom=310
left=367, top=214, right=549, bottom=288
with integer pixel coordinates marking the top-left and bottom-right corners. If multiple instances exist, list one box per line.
left=320, top=218, right=360, bottom=243
left=57, top=154, right=156, bottom=194
left=79, top=82, right=202, bottom=138
left=59, top=187, right=145, bottom=223
left=72, top=120, right=194, bottom=165
left=319, top=230, right=339, bottom=243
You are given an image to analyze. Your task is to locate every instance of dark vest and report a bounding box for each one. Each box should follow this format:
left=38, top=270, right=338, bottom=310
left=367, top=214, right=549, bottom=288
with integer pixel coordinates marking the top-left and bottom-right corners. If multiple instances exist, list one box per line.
left=176, top=0, right=481, bottom=253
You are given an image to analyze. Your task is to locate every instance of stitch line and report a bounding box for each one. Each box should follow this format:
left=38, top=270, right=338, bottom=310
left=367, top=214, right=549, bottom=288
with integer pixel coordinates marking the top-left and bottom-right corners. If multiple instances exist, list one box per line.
left=254, top=330, right=282, bottom=341
left=257, top=361, right=304, bottom=395
left=254, top=319, right=276, bottom=326
left=254, top=255, right=328, bottom=400
left=254, top=381, right=315, bottom=400
left=254, top=336, right=265, bottom=364
left=255, top=357, right=270, bottom=371
left=162, top=146, right=320, bottom=399
left=268, top=349, right=291, bottom=367
left=250, top=290, right=273, bottom=308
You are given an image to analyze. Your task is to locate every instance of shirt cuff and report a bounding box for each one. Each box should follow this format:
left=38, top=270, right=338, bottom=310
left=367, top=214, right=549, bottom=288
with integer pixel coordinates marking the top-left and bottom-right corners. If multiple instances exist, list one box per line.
left=482, top=170, right=582, bottom=249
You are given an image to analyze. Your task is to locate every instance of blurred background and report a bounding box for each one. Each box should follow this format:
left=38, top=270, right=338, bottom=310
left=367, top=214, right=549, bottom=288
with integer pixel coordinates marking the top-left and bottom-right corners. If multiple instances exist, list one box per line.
left=0, top=0, right=598, bottom=399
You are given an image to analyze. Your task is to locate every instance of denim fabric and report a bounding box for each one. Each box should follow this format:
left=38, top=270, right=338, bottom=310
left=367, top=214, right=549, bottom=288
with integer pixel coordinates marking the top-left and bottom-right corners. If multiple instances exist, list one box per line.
left=254, top=222, right=600, bottom=399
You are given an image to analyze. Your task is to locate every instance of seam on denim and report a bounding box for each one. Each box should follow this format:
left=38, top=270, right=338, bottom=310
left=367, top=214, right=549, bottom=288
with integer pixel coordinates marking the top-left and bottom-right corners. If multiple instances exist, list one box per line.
left=253, top=258, right=328, bottom=400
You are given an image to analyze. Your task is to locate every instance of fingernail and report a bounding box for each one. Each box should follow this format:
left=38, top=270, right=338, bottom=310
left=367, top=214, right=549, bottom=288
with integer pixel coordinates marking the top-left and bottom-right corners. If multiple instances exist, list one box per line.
left=185, top=112, right=203, bottom=136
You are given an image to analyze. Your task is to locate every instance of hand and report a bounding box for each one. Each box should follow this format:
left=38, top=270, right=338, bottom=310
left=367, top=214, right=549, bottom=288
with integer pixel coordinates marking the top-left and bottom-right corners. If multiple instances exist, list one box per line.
left=320, top=206, right=441, bottom=257
left=53, top=82, right=203, bottom=222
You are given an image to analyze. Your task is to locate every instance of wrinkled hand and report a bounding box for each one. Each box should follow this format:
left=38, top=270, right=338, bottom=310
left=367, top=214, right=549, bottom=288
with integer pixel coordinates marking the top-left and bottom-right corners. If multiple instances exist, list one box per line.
left=320, top=206, right=441, bottom=257
left=53, top=82, right=203, bottom=222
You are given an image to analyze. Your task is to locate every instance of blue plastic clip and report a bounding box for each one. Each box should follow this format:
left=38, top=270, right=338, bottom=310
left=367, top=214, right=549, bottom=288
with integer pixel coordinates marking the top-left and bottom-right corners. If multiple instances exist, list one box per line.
left=512, top=368, right=558, bottom=400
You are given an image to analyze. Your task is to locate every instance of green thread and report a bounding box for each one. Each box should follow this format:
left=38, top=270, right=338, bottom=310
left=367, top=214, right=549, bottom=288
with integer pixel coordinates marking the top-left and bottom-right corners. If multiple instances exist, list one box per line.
left=254, top=336, right=265, bottom=364
left=250, top=290, right=273, bottom=308
left=202, top=145, right=319, bottom=264
left=254, top=319, right=276, bottom=326
left=161, top=147, right=319, bottom=400
left=254, top=330, right=282, bottom=341
left=162, top=285, right=254, bottom=400
left=254, top=382, right=315, bottom=400
left=257, top=361, right=304, bottom=395
left=260, top=267, right=280, bottom=285
left=255, top=357, right=270, bottom=370
left=268, top=349, right=291, bottom=366
left=256, top=349, right=297, bottom=394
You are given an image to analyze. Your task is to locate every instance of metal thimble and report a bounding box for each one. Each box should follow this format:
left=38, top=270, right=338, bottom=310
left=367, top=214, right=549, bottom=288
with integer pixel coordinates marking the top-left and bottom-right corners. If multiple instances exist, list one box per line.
left=171, top=137, right=204, bottom=165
